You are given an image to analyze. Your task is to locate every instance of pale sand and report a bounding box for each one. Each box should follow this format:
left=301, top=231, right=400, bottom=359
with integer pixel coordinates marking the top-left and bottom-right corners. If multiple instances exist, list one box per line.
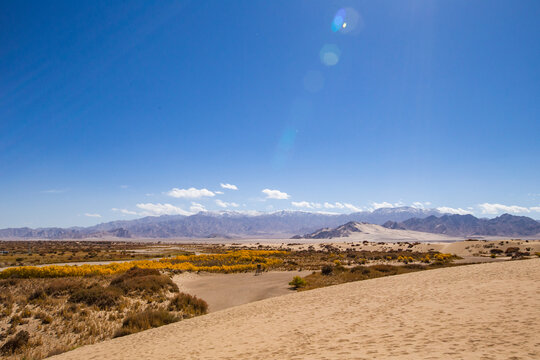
left=52, top=259, right=540, bottom=360
left=173, top=270, right=311, bottom=312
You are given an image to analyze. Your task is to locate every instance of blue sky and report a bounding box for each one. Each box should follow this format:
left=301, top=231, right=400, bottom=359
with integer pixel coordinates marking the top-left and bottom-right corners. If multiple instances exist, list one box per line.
left=1, top=0, right=539, bottom=227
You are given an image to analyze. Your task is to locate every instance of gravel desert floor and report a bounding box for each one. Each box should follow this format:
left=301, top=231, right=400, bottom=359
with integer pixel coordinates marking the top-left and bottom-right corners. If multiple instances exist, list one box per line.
left=51, top=258, right=540, bottom=360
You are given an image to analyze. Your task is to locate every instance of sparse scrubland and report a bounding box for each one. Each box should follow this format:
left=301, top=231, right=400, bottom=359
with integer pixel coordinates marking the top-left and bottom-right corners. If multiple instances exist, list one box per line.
left=296, top=260, right=456, bottom=291
left=0, top=241, right=193, bottom=267
left=0, top=267, right=207, bottom=359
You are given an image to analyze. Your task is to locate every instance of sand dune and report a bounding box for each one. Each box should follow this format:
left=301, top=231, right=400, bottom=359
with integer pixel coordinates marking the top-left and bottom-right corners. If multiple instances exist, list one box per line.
left=51, top=259, right=540, bottom=359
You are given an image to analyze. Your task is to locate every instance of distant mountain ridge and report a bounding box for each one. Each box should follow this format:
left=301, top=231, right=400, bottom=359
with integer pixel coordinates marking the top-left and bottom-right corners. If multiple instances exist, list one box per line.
left=0, top=207, right=444, bottom=239
left=1, top=209, right=537, bottom=239
left=383, top=214, right=540, bottom=237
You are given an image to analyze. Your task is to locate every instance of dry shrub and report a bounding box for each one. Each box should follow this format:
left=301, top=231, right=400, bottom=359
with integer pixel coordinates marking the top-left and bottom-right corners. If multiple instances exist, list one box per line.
left=34, top=312, right=53, bottom=324
left=44, top=278, right=81, bottom=297
left=321, top=265, right=333, bottom=275
left=110, top=267, right=179, bottom=295
left=505, top=247, right=520, bottom=254
left=20, top=307, right=32, bottom=318
left=168, top=293, right=208, bottom=316
left=370, top=264, right=398, bottom=274
left=68, top=285, right=121, bottom=309
left=0, top=330, right=29, bottom=355
left=402, top=264, right=426, bottom=270
left=350, top=266, right=371, bottom=275
left=114, top=310, right=179, bottom=337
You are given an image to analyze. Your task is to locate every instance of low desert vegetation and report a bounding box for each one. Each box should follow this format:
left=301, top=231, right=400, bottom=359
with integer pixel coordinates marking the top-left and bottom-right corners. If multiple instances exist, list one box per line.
left=0, top=267, right=207, bottom=359
left=114, top=310, right=180, bottom=338
left=168, top=293, right=208, bottom=316
left=0, top=250, right=287, bottom=279
left=293, top=257, right=457, bottom=291
left=0, top=241, right=193, bottom=267
left=289, top=276, right=307, bottom=289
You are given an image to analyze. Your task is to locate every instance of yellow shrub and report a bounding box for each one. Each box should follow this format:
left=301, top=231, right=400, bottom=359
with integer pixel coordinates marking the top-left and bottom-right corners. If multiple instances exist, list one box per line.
left=0, top=250, right=286, bottom=279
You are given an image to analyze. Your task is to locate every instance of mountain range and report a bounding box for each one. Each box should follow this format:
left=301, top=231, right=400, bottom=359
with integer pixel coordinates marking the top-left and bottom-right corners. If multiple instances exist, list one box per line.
left=0, top=208, right=538, bottom=239
left=382, top=214, right=540, bottom=237
left=293, top=221, right=456, bottom=242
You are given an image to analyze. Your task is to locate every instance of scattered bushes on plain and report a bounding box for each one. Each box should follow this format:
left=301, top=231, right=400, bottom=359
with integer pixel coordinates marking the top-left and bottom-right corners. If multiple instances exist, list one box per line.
left=505, top=247, right=520, bottom=254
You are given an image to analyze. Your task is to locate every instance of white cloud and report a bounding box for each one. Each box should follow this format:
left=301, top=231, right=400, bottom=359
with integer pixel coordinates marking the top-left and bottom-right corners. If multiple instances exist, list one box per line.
left=215, top=200, right=240, bottom=208
left=84, top=213, right=102, bottom=218
left=111, top=208, right=138, bottom=215
left=220, top=183, right=238, bottom=191
left=412, top=201, right=431, bottom=209
left=291, top=201, right=322, bottom=209
left=371, top=201, right=406, bottom=210
left=41, top=189, right=68, bottom=194
left=372, top=201, right=394, bottom=209
left=437, top=206, right=473, bottom=215
left=215, top=191, right=224, bottom=195
left=262, top=189, right=290, bottom=200
left=478, top=203, right=530, bottom=215
left=324, top=202, right=345, bottom=209
left=167, top=187, right=215, bottom=199
left=136, top=203, right=191, bottom=216
left=190, top=202, right=206, bottom=213
left=343, top=203, right=361, bottom=212
left=530, top=206, right=540, bottom=212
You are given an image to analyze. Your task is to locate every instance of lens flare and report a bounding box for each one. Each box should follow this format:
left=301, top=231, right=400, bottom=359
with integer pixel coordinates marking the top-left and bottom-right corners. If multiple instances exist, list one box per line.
left=331, top=9, right=346, bottom=32
left=319, top=44, right=341, bottom=66
left=332, top=8, right=363, bottom=34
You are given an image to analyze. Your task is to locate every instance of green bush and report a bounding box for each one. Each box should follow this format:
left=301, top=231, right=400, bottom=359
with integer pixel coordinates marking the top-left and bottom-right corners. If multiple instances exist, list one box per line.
left=289, top=276, right=307, bottom=289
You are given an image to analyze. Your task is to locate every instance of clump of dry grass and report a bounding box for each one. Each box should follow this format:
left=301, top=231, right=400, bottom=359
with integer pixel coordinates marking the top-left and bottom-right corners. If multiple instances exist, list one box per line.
left=114, top=310, right=179, bottom=338
left=0, top=330, right=29, bottom=355
left=68, top=285, right=122, bottom=309
left=168, top=293, right=208, bottom=316
left=110, top=267, right=179, bottom=295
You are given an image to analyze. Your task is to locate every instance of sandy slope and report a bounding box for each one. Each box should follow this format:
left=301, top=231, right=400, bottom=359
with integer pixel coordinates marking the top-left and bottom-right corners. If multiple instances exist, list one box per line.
left=52, top=259, right=540, bottom=360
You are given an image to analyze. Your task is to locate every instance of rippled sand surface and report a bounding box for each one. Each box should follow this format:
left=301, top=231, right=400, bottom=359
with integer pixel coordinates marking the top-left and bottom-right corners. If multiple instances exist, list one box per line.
left=52, top=259, right=540, bottom=360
